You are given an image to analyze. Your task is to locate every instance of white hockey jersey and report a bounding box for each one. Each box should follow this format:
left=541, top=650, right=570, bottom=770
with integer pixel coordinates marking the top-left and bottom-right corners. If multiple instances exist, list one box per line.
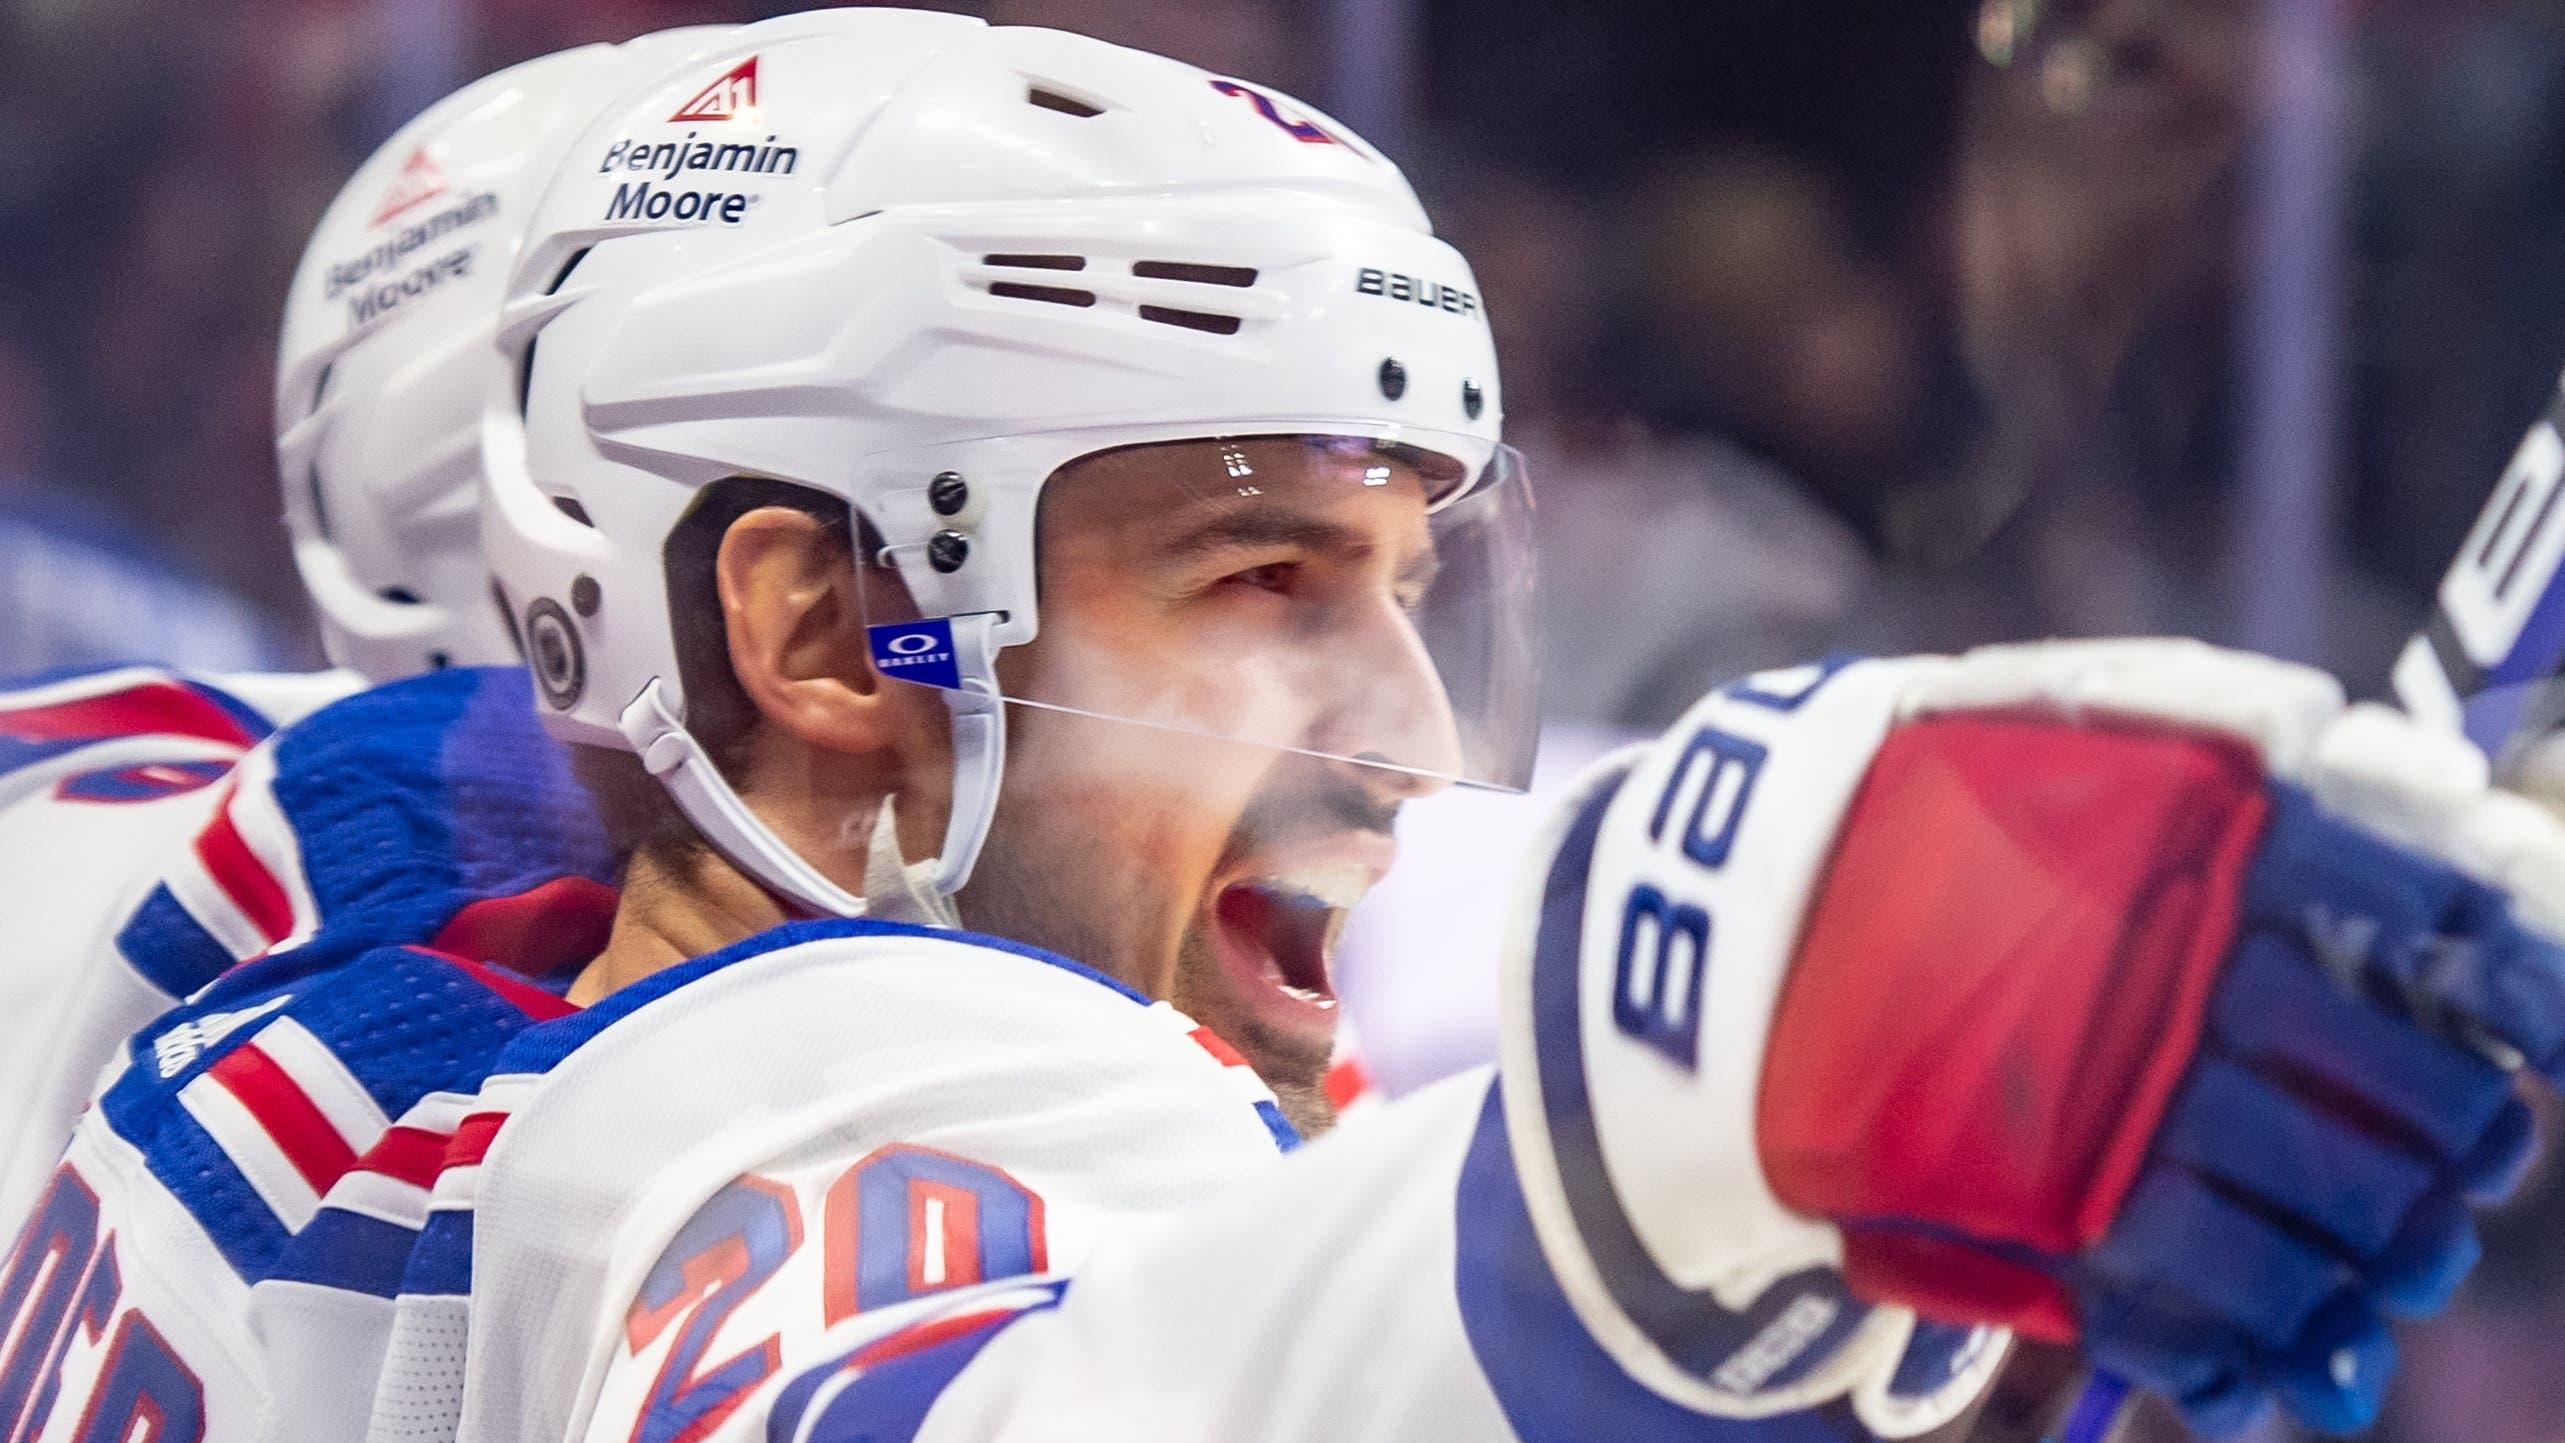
left=0, top=665, right=615, bottom=1236
left=446, top=920, right=2005, bottom=1443
left=0, top=664, right=359, bottom=1234
left=0, top=668, right=2002, bottom=1443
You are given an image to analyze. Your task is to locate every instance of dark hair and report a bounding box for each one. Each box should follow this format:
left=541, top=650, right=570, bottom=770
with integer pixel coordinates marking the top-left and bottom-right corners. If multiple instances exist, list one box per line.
left=572, top=475, right=869, bottom=869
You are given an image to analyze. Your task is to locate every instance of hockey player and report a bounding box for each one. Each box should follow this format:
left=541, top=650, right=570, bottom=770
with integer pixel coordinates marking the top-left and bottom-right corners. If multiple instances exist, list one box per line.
left=10, top=11, right=2565, bottom=1443
left=0, top=29, right=732, bottom=1237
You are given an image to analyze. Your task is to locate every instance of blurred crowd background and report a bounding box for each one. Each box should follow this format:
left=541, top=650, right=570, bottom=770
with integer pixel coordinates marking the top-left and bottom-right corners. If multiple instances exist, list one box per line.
left=7, top=0, right=2565, bottom=1436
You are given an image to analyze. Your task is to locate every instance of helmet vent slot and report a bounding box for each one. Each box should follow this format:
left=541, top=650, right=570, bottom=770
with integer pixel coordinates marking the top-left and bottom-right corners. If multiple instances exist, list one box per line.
left=1133, top=261, right=1257, bottom=288
left=551, top=496, right=595, bottom=527
left=307, top=464, right=333, bottom=543
left=989, top=281, right=1098, bottom=308
left=982, top=253, right=1086, bottom=272
left=1138, top=305, right=1242, bottom=336
left=516, top=335, right=540, bottom=418
left=1025, top=86, right=1104, bottom=118
left=544, top=246, right=594, bottom=296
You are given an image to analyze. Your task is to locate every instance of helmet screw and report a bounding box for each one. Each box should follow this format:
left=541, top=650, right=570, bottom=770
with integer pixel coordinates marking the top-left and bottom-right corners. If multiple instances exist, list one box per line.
left=1378, top=357, right=1407, bottom=401
left=928, top=530, right=971, bottom=573
left=524, top=598, right=586, bottom=710
left=570, top=574, right=602, bottom=617
left=1462, top=378, right=1484, bottom=420
left=928, top=471, right=970, bottom=517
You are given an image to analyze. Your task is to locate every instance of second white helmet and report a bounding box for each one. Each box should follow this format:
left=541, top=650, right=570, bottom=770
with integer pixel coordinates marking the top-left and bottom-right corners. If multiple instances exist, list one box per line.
left=274, top=27, right=732, bottom=681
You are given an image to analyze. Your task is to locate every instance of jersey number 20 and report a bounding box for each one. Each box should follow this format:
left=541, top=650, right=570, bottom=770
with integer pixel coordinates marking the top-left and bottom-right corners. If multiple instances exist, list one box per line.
left=621, top=1148, right=1044, bottom=1443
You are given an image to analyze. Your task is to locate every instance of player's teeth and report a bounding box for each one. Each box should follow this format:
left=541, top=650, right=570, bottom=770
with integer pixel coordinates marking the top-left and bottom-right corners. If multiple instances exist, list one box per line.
left=1259, top=864, right=1372, bottom=910
left=1277, top=984, right=1336, bottom=1008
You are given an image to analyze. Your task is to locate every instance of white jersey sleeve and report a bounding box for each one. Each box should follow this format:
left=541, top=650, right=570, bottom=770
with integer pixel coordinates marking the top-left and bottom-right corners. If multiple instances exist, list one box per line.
left=0, top=665, right=362, bottom=1234
left=0, top=664, right=621, bottom=1443
left=447, top=920, right=2004, bottom=1443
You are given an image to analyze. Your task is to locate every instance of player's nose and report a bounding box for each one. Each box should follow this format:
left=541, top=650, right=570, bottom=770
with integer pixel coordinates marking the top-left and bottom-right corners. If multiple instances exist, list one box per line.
left=1306, top=594, right=1465, bottom=796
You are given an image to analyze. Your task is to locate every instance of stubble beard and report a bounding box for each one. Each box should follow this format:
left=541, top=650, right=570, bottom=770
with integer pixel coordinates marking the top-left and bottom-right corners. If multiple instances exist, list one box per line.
left=960, top=819, right=1340, bottom=1141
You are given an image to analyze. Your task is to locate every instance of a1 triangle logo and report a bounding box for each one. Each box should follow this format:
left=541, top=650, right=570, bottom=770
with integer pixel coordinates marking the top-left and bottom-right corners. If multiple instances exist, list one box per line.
left=670, top=56, right=759, bottom=123
left=371, top=147, right=449, bottom=227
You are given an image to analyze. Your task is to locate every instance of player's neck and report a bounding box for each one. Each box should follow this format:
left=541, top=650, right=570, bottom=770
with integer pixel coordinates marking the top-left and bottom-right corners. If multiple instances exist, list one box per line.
left=567, top=844, right=795, bottom=1006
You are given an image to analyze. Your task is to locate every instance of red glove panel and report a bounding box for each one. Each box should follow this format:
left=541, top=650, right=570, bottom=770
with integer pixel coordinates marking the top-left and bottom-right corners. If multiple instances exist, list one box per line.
left=1755, top=713, right=2269, bottom=1339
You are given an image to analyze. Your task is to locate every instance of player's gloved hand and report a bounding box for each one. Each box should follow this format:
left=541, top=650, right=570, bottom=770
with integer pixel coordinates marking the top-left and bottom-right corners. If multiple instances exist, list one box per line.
left=1522, top=640, right=2565, bottom=1438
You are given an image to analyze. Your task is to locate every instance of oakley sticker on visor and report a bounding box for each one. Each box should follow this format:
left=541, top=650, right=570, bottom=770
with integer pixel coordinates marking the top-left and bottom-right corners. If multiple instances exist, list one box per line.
left=868, top=619, right=962, bottom=690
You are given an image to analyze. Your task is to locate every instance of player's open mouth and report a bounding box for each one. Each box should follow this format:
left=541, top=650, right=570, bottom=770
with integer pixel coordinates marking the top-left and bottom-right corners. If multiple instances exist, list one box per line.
left=1208, top=857, right=1380, bottom=1036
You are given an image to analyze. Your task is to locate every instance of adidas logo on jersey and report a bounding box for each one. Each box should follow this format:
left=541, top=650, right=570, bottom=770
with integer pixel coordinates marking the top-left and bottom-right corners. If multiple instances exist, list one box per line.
left=671, top=56, right=759, bottom=122
left=153, top=994, right=290, bottom=1078
left=371, top=148, right=451, bottom=228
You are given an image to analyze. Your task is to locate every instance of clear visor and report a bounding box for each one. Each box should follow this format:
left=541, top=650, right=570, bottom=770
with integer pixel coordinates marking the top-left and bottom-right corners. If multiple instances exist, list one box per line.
left=863, top=433, right=1540, bottom=793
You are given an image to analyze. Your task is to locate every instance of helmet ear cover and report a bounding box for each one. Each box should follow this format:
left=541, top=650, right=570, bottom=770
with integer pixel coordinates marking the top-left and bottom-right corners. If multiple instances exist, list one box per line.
left=597, top=475, right=871, bottom=860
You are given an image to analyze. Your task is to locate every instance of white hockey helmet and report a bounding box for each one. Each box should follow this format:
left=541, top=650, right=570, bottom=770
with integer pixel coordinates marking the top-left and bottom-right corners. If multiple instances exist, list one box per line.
left=484, top=8, right=1539, bottom=916
left=275, top=28, right=732, bottom=681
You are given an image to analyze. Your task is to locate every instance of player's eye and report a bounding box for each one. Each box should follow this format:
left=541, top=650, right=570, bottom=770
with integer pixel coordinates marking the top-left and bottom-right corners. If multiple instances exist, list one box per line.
left=1221, top=561, right=1302, bottom=596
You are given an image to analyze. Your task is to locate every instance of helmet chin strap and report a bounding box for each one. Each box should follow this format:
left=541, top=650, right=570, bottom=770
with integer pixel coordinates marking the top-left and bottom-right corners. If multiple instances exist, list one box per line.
left=614, top=612, right=1007, bottom=928
left=925, top=612, right=1006, bottom=898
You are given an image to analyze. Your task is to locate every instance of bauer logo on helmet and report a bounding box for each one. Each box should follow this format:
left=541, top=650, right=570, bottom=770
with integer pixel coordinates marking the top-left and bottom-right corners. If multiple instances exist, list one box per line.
left=1355, top=267, right=1479, bottom=316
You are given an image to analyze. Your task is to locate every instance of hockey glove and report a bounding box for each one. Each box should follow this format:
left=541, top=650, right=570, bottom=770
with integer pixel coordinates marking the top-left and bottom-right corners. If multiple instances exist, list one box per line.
left=1505, top=640, right=2565, bottom=1437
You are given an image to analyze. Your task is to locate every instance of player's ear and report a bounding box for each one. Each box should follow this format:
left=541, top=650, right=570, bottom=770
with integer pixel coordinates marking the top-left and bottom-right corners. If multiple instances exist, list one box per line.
left=714, top=506, right=896, bottom=756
